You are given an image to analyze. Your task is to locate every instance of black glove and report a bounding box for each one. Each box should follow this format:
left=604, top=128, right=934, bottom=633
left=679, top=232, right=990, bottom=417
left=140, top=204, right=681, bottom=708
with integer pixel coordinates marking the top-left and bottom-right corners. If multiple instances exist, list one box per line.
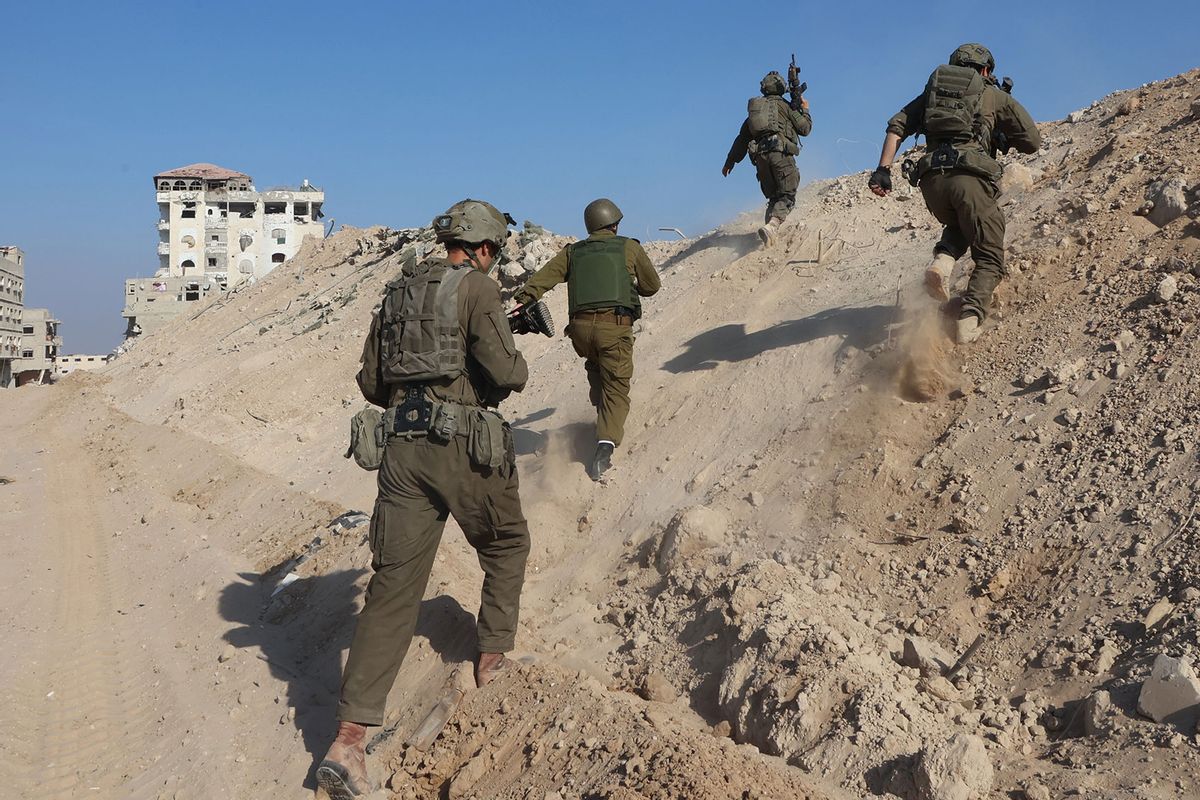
left=868, top=166, right=892, bottom=193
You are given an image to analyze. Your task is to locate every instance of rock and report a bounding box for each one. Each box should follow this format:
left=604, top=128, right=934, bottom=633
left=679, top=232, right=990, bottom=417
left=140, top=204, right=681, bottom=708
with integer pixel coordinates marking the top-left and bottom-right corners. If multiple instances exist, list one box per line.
left=902, top=636, right=955, bottom=677
left=1144, top=597, right=1175, bottom=629
left=1067, top=110, right=1085, bottom=124
left=1022, top=780, right=1051, bottom=800
left=641, top=672, right=678, bottom=703
left=914, top=733, right=993, bottom=800
left=921, top=675, right=960, bottom=701
left=748, top=491, right=765, bottom=508
left=1000, top=163, right=1036, bottom=195
left=1089, top=640, right=1120, bottom=675
left=1192, top=97, right=1200, bottom=119
left=448, top=751, right=489, bottom=798
left=1144, top=178, right=1188, bottom=228
left=1137, top=653, right=1200, bottom=729
left=1154, top=274, right=1178, bottom=303
left=1113, top=329, right=1137, bottom=353
left=1116, top=95, right=1141, bottom=116
left=1084, top=689, right=1119, bottom=736
left=655, top=505, right=728, bottom=574
left=218, top=644, right=236, bottom=663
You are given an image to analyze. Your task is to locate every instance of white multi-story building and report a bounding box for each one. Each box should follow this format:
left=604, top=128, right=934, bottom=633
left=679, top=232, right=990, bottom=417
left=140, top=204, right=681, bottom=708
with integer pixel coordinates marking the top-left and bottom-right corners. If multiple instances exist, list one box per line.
left=0, top=246, right=25, bottom=388
left=123, top=163, right=326, bottom=337
left=13, top=307, right=61, bottom=386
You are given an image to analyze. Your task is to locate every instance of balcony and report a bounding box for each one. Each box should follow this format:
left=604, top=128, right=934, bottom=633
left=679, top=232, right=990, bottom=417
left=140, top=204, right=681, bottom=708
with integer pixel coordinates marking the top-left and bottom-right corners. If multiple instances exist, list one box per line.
left=205, top=217, right=228, bottom=230
left=206, top=242, right=228, bottom=254
left=157, top=242, right=171, bottom=256
left=157, top=220, right=170, bottom=231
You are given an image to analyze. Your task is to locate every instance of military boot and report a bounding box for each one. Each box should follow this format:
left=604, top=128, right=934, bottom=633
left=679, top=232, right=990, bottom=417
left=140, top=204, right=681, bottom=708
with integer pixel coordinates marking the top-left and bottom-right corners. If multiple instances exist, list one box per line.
left=316, top=721, right=372, bottom=799
left=924, top=253, right=955, bottom=302
left=956, top=314, right=982, bottom=345
left=756, top=219, right=779, bottom=249
left=588, top=441, right=615, bottom=481
left=475, top=652, right=511, bottom=687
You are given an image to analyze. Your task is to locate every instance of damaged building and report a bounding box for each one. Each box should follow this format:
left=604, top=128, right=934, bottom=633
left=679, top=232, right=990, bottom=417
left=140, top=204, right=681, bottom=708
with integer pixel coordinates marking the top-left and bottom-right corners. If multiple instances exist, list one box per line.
left=0, top=246, right=24, bottom=388
left=122, top=163, right=326, bottom=338
left=13, top=308, right=61, bottom=386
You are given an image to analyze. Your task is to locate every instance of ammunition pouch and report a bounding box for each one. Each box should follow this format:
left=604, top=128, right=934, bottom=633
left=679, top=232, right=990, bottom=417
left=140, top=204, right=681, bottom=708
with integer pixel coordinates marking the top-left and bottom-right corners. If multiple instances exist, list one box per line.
left=913, top=143, right=1003, bottom=187
left=467, top=408, right=513, bottom=473
left=345, top=406, right=385, bottom=471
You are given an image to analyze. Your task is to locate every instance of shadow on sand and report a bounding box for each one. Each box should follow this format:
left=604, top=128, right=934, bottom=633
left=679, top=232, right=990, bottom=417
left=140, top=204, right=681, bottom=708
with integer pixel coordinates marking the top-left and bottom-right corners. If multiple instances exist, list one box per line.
left=219, top=569, right=480, bottom=787
left=663, top=304, right=895, bottom=373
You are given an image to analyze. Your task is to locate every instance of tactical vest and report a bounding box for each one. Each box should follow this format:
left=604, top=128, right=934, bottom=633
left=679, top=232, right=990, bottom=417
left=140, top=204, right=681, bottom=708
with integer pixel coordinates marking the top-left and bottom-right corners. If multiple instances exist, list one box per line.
left=378, top=260, right=470, bottom=384
left=566, top=237, right=638, bottom=317
left=914, top=65, right=1002, bottom=185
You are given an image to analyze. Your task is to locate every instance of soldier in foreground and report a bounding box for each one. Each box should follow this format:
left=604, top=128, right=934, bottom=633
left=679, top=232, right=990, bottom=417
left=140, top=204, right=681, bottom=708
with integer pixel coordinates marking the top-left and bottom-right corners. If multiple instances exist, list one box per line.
left=722, top=69, right=812, bottom=248
left=317, top=200, right=531, bottom=799
left=513, top=199, right=660, bottom=481
left=868, top=43, right=1041, bottom=344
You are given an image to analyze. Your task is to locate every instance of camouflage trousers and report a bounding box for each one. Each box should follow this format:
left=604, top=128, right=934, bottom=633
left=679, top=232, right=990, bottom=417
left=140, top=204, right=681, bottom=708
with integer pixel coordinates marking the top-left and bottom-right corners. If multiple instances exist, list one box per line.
left=754, top=151, right=800, bottom=223
left=337, top=433, right=530, bottom=726
left=920, top=171, right=1006, bottom=321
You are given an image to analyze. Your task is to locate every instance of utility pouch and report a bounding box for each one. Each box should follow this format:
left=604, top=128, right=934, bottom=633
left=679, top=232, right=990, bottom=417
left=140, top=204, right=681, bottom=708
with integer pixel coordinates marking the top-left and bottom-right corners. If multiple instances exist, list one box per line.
left=902, top=158, right=920, bottom=187
left=429, top=400, right=461, bottom=443
left=393, top=385, right=433, bottom=434
left=467, top=409, right=508, bottom=471
left=929, top=143, right=962, bottom=172
left=345, top=406, right=385, bottom=471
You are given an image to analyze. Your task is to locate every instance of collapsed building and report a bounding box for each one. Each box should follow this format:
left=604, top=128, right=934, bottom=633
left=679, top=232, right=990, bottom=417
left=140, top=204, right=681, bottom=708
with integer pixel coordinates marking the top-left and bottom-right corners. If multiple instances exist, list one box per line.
left=0, top=246, right=24, bottom=388
left=122, top=163, right=326, bottom=338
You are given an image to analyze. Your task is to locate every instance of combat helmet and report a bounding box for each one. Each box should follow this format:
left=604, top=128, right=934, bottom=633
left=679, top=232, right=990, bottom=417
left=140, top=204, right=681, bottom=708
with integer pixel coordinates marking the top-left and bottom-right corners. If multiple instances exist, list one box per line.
left=949, top=43, right=995, bottom=73
left=760, top=71, right=787, bottom=96
left=433, top=199, right=512, bottom=248
left=584, top=198, right=623, bottom=233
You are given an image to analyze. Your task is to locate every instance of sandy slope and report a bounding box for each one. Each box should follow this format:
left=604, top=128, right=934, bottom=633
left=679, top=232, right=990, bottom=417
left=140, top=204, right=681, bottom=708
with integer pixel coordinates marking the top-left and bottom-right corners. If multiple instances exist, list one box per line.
left=1, top=68, right=1198, bottom=799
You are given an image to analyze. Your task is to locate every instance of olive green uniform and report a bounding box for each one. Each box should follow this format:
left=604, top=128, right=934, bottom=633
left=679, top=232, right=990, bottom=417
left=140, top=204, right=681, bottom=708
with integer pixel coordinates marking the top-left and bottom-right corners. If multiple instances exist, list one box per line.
left=338, top=260, right=530, bottom=726
left=515, top=230, right=660, bottom=446
left=887, top=82, right=1041, bottom=320
left=724, top=98, right=813, bottom=223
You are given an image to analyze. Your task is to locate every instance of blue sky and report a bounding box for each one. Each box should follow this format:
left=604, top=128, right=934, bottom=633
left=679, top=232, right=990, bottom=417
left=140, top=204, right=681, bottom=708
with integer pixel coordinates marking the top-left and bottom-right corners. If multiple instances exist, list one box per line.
left=3, top=1, right=1197, bottom=353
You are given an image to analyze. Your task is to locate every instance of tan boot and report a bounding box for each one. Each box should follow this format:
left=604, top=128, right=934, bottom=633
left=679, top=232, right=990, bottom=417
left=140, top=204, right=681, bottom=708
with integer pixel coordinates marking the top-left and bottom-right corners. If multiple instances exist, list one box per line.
left=956, top=315, right=982, bottom=345
left=924, top=253, right=955, bottom=302
left=316, top=721, right=372, bottom=799
left=475, top=652, right=511, bottom=687
left=756, top=219, right=779, bottom=249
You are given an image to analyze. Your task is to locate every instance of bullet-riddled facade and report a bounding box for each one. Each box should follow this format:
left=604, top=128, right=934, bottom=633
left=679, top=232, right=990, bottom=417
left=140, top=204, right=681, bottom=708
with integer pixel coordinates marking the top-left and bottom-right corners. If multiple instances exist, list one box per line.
left=13, top=307, right=61, bottom=386
left=0, top=246, right=26, bottom=388
left=123, top=163, right=325, bottom=337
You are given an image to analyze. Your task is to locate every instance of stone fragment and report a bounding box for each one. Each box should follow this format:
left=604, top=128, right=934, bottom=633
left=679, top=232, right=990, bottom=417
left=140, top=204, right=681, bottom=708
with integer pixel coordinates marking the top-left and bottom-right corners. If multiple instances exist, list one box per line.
left=921, top=676, right=959, bottom=701
left=1022, top=780, right=1051, bottom=800
left=1113, top=329, right=1137, bottom=353
left=1000, top=163, right=1036, bottom=195
left=914, top=733, right=993, bottom=800
left=218, top=644, right=236, bottom=663
left=1144, top=597, right=1175, bottom=630
left=1137, top=654, right=1200, bottom=729
left=1084, top=689, right=1119, bottom=736
left=1192, top=97, right=1200, bottom=119
left=1116, top=95, right=1141, bottom=116
left=1155, top=274, right=1178, bottom=303
left=902, top=636, right=954, bottom=677
left=641, top=672, right=678, bottom=704
left=655, top=505, right=728, bottom=574
left=748, top=491, right=765, bottom=508
left=1067, top=110, right=1085, bottom=124
left=1144, top=178, right=1188, bottom=228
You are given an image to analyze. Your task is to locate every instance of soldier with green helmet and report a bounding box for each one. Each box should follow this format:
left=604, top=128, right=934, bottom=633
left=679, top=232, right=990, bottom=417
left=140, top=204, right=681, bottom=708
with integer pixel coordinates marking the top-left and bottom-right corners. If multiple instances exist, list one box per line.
left=513, top=198, right=661, bottom=481
left=722, top=71, right=813, bottom=248
left=317, top=199, right=531, bottom=799
left=869, top=43, right=1041, bottom=344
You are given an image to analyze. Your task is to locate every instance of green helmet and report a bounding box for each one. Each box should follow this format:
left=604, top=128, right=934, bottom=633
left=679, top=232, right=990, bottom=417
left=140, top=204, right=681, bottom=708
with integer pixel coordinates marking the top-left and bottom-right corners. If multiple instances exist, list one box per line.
left=583, top=198, right=623, bottom=233
left=760, top=71, right=786, bottom=96
left=432, top=199, right=511, bottom=247
left=949, top=43, right=995, bottom=73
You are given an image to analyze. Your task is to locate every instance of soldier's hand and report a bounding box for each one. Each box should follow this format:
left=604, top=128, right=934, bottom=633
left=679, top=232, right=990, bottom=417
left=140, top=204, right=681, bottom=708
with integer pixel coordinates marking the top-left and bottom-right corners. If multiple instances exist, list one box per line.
left=868, top=166, right=892, bottom=197
left=800, top=97, right=810, bottom=111
left=721, top=164, right=733, bottom=177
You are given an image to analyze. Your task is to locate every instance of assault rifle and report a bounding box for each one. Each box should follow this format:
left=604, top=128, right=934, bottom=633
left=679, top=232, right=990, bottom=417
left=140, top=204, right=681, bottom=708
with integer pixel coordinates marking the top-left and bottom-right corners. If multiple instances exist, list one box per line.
left=787, top=53, right=808, bottom=112
left=508, top=299, right=554, bottom=337
left=992, top=76, right=1014, bottom=153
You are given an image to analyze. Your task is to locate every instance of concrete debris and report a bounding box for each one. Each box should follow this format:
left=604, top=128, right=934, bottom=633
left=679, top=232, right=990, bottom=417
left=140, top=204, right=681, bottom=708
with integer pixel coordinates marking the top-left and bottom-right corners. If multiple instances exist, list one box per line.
left=901, top=636, right=954, bottom=677
left=1142, top=178, right=1188, bottom=227
left=1154, top=274, right=1178, bottom=303
left=1137, top=653, right=1200, bottom=729
left=655, top=505, right=728, bottom=574
left=913, top=733, right=993, bottom=800
left=1083, top=689, right=1120, bottom=737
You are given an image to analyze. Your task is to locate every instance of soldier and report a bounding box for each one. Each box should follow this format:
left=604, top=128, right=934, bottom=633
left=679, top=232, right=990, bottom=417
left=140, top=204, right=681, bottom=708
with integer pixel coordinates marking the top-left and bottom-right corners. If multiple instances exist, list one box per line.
left=722, top=71, right=813, bottom=248
left=317, top=200, right=531, bottom=799
left=512, top=199, right=660, bottom=481
left=868, top=43, right=1041, bottom=344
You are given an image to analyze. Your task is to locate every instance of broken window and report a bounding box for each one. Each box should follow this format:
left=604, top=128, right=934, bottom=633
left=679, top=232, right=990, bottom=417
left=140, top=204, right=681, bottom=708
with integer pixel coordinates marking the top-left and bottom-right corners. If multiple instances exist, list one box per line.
left=230, top=202, right=255, bottom=218
left=264, top=202, right=286, bottom=215
left=185, top=285, right=200, bottom=301
left=22, top=325, right=33, bottom=335
left=208, top=258, right=217, bottom=267
left=313, top=203, right=324, bottom=219
left=181, top=209, right=196, bottom=219
left=272, top=253, right=286, bottom=264
left=181, top=259, right=195, bottom=271
left=238, top=259, right=253, bottom=274
left=210, top=234, right=220, bottom=242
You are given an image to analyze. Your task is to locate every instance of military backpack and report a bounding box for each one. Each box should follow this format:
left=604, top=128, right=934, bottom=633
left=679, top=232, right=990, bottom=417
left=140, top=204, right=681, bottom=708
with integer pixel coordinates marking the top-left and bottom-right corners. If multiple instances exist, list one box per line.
left=920, top=64, right=988, bottom=147
left=378, top=260, right=471, bottom=384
